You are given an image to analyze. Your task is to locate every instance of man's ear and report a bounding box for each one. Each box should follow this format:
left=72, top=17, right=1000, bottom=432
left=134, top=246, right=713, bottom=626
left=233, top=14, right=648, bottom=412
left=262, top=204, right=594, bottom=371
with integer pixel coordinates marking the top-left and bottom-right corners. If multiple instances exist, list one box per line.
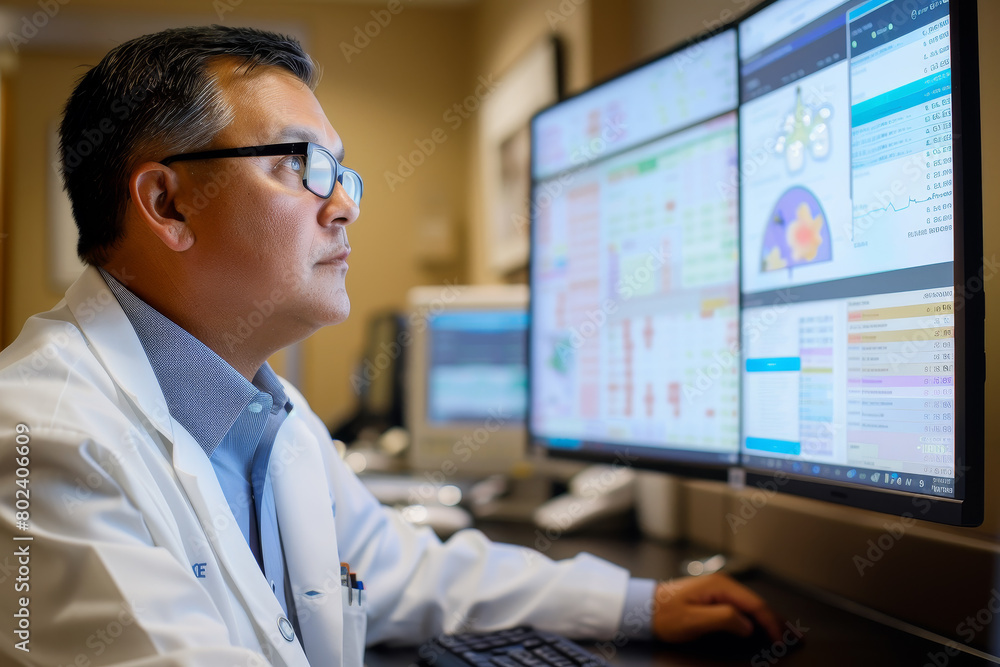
left=129, top=162, right=194, bottom=252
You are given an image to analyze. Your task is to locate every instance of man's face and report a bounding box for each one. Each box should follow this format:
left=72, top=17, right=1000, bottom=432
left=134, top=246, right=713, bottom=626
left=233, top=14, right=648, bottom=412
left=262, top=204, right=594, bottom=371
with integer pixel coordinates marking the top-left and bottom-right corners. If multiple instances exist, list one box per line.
left=172, top=64, right=360, bottom=337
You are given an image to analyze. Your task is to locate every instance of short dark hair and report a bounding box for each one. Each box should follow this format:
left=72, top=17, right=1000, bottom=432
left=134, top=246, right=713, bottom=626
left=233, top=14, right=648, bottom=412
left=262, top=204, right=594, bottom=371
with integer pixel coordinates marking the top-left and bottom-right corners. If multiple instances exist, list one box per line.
left=59, top=25, right=318, bottom=266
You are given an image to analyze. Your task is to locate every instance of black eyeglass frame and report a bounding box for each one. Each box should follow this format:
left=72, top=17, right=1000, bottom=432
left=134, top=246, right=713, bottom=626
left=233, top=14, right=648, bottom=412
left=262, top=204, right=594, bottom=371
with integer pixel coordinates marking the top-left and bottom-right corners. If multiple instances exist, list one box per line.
left=161, top=141, right=363, bottom=203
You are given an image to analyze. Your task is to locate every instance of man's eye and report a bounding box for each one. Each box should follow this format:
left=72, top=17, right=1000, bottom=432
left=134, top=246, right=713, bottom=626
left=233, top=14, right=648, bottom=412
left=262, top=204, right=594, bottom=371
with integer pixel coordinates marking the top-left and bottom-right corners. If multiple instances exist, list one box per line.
left=280, top=155, right=305, bottom=172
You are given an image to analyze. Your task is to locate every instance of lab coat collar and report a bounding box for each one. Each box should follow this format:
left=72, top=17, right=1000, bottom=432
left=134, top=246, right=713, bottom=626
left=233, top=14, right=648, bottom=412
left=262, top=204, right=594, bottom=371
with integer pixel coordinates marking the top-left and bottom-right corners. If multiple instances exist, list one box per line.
left=65, top=267, right=175, bottom=442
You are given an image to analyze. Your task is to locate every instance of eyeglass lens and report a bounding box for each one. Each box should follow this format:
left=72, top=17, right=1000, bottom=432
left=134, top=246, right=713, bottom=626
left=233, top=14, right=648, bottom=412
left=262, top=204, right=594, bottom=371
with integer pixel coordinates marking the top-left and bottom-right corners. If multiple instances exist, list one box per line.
left=308, top=149, right=362, bottom=205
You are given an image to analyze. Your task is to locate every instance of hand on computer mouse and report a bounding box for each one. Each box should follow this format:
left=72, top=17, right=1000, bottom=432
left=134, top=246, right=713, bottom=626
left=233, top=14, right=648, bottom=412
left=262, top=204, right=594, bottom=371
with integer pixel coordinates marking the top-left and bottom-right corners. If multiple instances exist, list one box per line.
left=650, top=572, right=783, bottom=644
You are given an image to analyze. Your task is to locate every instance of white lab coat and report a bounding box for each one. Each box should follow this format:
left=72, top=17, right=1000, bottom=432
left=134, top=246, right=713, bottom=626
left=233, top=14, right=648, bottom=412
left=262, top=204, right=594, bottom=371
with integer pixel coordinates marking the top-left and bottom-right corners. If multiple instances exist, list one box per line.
left=0, top=267, right=630, bottom=667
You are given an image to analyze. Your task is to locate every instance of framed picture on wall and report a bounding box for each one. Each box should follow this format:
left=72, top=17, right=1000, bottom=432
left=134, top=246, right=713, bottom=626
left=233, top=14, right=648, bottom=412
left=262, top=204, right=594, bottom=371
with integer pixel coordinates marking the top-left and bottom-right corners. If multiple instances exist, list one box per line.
left=480, top=35, right=562, bottom=277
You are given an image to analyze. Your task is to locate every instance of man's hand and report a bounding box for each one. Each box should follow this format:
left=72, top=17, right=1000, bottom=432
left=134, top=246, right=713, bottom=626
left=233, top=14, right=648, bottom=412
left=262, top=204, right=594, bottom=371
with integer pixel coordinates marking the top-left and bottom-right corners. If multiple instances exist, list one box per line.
left=651, top=572, right=783, bottom=643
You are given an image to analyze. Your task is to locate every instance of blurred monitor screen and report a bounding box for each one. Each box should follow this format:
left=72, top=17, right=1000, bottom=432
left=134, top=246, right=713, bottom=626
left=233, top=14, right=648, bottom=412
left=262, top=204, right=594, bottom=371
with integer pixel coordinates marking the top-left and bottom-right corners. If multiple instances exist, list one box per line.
left=406, top=285, right=530, bottom=476
left=426, top=310, right=528, bottom=424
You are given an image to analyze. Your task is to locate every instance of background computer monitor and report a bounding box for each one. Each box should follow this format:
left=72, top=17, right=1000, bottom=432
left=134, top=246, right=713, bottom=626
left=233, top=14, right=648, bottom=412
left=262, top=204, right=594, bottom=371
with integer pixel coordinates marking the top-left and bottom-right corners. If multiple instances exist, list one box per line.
left=528, top=28, right=742, bottom=478
left=405, top=284, right=530, bottom=476
left=738, top=0, right=983, bottom=526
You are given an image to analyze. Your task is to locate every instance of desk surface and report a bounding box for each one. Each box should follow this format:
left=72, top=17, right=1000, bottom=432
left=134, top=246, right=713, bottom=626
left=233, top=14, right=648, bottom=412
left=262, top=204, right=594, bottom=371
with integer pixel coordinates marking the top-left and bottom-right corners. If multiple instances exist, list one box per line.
left=367, top=520, right=996, bottom=667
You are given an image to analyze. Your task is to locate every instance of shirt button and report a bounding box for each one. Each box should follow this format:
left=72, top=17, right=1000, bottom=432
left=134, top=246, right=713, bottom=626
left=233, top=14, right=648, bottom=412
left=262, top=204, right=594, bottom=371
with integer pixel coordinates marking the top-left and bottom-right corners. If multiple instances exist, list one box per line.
left=248, top=403, right=263, bottom=413
left=278, top=615, right=295, bottom=642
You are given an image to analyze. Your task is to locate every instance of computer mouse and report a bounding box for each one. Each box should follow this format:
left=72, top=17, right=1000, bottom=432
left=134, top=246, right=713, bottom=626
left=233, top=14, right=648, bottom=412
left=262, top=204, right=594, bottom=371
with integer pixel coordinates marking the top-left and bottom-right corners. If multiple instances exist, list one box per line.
left=672, top=623, right=803, bottom=663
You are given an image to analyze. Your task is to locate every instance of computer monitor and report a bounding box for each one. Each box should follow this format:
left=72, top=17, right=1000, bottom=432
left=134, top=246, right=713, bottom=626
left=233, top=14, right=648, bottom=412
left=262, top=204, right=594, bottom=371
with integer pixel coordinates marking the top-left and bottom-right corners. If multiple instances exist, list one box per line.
left=738, top=0, right=983, bottom=525
left=405, top=285, right=530, bottom=476
left=528, top=28, right=742, bottom=478
left=529, top=0, right=982, bottom=525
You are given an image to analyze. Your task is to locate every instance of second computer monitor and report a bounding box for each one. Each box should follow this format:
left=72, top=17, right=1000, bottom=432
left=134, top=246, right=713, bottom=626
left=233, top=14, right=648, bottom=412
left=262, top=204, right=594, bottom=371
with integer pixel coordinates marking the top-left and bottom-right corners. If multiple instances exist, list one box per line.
left=406, top=285, right=530, bottom=476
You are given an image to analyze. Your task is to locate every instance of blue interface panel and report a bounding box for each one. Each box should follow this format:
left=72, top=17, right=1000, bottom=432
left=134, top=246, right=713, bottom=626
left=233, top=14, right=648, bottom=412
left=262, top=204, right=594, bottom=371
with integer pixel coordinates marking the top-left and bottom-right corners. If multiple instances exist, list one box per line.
left=427, top=311, right=528, bottom=424
left=739, top=0, right=959, bottom=498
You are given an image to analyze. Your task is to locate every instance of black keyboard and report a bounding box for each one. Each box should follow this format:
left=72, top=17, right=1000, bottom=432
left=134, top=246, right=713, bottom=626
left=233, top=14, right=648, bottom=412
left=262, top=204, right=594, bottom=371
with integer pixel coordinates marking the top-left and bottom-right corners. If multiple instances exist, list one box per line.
left=417, top=626, right=611, bottom=667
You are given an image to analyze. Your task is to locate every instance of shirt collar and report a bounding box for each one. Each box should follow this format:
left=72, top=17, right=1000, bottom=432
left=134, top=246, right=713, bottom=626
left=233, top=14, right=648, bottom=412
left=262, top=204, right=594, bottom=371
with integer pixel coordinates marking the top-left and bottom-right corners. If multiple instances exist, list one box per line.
left=99, top=268, right=289, bottom=457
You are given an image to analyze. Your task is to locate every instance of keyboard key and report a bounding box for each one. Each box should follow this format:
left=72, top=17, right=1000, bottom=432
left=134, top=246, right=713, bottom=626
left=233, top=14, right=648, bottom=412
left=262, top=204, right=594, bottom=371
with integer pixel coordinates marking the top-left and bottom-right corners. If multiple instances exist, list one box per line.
left=418, top=627, right=612, bottom=667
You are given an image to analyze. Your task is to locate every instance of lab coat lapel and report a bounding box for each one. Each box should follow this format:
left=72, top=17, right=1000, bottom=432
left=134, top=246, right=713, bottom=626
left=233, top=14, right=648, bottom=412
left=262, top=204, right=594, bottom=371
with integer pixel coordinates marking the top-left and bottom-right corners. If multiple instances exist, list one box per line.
left=171, top=427, right=309, bottom=667
left=66, top=267, right=309, bottom=666
left=271, top=416, right=346, bottom=667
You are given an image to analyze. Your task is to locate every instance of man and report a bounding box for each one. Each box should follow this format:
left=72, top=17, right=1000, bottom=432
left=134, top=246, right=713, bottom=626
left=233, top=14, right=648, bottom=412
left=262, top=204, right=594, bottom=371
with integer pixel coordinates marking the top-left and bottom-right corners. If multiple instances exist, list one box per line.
left=0, top=26, right=779, bottom=666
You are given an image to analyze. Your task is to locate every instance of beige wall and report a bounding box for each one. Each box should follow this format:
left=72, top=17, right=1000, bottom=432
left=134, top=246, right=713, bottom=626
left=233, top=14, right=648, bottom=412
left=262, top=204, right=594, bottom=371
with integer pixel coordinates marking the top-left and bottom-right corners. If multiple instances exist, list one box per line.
left=466, top=0, right=591, bottom=286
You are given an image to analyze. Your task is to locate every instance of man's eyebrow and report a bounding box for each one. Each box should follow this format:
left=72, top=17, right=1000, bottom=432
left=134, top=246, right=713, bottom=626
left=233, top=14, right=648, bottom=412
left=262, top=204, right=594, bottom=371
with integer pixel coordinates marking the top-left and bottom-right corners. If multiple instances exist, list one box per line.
left=277, top=126, right=345, bottom=162
left=277, top=126, right=320, bottom=143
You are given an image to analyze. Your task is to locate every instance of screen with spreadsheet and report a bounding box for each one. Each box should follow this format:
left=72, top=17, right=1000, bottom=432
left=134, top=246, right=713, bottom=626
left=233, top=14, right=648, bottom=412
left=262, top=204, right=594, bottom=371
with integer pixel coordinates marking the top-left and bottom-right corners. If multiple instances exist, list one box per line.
left=738, top=0, right=982, bottom=523
left=529, top=29, right=741, bottom=472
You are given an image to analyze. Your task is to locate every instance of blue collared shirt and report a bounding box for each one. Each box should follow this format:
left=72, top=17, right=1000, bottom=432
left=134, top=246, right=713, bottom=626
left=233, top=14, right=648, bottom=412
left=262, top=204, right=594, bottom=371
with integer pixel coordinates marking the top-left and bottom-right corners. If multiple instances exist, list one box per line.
left=100, top=269, right=295, bottom=622
left=99, top=270, right=654, bottom=640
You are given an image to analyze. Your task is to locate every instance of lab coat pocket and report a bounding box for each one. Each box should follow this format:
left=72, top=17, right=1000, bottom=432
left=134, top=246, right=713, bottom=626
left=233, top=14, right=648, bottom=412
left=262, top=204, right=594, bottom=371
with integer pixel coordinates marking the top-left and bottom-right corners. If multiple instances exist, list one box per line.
left=341, top=584, right=367, bottom=666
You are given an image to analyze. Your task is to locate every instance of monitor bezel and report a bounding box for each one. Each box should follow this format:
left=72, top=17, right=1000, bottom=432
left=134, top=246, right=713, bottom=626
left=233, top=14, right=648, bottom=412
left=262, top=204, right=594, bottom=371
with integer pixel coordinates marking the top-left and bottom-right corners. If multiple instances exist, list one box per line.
left=737, top=0, right=984, bottom=527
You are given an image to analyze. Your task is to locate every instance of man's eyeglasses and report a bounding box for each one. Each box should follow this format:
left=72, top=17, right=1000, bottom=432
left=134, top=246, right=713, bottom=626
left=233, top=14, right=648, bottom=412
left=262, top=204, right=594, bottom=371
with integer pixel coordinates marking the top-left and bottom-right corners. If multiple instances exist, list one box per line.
left=161, top=142, right=363, bottom=205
